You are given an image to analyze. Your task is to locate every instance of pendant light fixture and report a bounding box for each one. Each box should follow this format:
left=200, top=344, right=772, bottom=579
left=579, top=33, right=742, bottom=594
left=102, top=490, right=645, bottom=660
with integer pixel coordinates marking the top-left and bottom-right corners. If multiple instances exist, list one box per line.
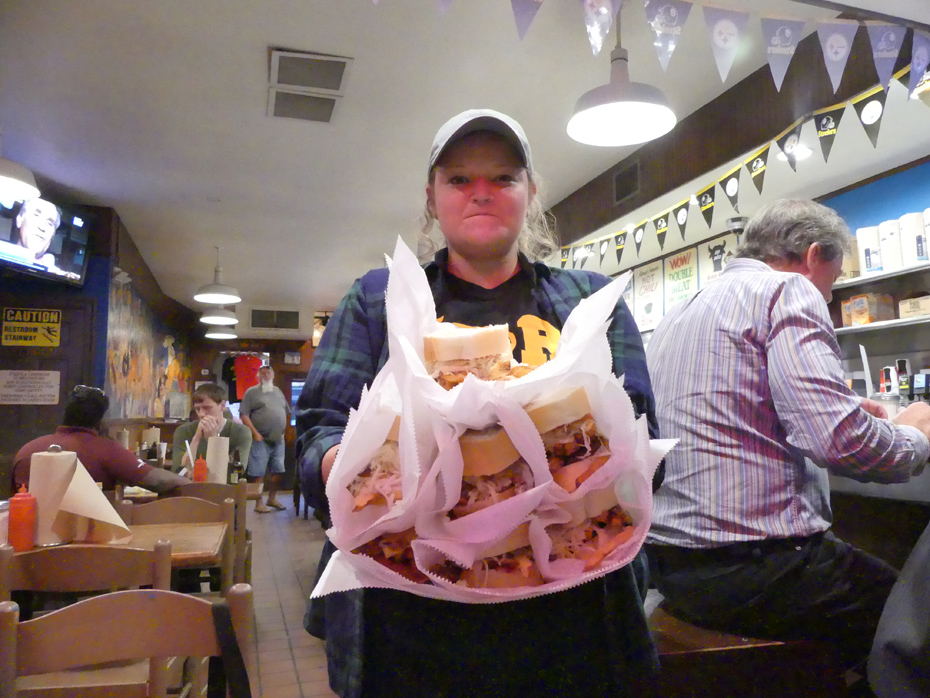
left=566, top=7, right=676, bottom=147
left=205, top=325, right=238, bottom=340
left=0, top=127, right=40, bottom=204
left=193, top=246, right=241, bottom=305
left=199, top=307, right=238, bottom=325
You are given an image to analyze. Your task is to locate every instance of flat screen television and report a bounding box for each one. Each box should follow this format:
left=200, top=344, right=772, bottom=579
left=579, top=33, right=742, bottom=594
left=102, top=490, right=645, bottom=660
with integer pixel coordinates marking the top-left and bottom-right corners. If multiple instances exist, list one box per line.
left=0, top=196, right=94, bottom=287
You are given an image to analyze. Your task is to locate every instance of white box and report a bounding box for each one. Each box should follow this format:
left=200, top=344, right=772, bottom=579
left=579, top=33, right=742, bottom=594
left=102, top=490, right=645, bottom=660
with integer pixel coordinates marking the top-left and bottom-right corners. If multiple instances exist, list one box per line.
left=899, top=296, right=930, bottom=319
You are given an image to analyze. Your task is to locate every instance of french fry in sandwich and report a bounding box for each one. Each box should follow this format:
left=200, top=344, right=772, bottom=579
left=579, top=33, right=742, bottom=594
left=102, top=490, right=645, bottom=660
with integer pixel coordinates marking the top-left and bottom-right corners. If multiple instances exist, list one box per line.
left=525, top=387, right=610, bottom=493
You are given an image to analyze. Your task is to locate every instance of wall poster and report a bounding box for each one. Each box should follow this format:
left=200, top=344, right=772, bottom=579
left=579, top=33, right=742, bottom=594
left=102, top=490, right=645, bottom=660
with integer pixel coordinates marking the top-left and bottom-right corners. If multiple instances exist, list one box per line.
left=633, top=260, right=664, bottom=332
left=663, top=247, right=699, bottom=312
left=697, top=232, right=739, bottom=287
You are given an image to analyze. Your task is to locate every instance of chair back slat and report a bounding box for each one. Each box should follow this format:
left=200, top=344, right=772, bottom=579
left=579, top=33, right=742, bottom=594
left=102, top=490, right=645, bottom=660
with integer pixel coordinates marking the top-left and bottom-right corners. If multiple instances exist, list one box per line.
left=0, top=541, right=172, bottom=599
left=0, top=585, right=253, bottom=684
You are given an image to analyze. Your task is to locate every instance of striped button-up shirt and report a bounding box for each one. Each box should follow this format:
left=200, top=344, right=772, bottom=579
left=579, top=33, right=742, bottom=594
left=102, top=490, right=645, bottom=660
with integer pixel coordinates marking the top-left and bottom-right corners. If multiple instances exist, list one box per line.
left=646, top=258, right=929, bottom=548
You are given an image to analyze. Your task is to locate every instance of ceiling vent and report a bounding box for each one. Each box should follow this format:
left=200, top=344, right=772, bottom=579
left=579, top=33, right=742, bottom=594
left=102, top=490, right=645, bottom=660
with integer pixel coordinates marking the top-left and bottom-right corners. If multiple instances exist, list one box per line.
left=268, top=49, right=353, bottom=123
left=247, top=307, right=312, bottom=339
left=612, top=160, right=640, bottom=206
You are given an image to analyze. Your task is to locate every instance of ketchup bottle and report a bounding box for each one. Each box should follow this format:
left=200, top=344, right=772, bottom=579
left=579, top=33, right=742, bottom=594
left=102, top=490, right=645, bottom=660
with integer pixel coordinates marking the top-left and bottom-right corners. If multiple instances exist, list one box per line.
left=194, top=455, right=209, bottom=483
left=8, top=485, right=37, bottom=552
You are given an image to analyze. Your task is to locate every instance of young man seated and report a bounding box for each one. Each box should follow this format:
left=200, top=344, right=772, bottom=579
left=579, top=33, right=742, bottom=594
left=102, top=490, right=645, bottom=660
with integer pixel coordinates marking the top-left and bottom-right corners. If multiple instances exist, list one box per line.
left=171, top=383, right=253, bottom=473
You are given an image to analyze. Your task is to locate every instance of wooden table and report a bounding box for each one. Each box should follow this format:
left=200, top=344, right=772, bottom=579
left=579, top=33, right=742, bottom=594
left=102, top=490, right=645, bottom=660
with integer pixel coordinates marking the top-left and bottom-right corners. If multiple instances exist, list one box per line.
left=124, top=522, right=228, bottom=568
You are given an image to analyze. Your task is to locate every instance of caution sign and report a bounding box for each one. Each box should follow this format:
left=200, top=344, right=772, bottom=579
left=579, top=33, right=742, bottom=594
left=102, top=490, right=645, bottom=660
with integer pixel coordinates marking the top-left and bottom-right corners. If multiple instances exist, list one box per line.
left=2, top=307, right=62, bottom=347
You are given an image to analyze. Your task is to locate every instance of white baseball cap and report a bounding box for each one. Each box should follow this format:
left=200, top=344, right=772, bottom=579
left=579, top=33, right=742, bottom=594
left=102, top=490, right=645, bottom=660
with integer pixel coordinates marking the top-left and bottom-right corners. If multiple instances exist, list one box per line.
left=428, top=109, right=533, bottom=174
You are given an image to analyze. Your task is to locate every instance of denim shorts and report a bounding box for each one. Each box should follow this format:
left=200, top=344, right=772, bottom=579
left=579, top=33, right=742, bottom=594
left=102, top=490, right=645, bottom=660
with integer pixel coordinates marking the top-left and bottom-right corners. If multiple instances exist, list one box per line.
left=246, top=438, right=285, bottom=476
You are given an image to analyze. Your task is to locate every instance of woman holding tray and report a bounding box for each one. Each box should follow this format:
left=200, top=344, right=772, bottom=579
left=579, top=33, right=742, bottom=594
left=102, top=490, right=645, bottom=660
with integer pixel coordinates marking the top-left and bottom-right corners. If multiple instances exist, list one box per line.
left=296, top=109, right=661, bottom=697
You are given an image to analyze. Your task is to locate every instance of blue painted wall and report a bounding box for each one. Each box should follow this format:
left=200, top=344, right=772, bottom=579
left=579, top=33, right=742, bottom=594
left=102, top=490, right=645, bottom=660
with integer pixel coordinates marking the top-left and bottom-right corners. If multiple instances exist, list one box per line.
left=824, top=160, right=930, bottom=231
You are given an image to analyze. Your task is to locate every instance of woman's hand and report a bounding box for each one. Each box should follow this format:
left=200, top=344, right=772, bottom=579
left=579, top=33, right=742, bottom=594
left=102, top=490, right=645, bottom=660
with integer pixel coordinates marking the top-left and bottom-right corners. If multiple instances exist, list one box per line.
left=322, top=445, right=340, bottom=484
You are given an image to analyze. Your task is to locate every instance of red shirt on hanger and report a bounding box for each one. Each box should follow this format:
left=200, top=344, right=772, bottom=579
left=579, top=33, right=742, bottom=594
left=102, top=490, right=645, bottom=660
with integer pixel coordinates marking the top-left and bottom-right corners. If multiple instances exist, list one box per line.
left=234, top=354, right=264, bottom=400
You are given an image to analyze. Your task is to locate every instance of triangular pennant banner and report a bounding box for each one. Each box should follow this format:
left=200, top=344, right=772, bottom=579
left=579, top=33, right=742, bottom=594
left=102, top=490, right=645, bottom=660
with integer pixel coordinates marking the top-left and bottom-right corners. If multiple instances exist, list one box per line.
left=744, top=144, right=770, bottom=194
left=614, top=231, right=627, bottom=265
left=696, top=183, right=716, bottom=228
left=511, top=0, right=544, bottom=40
left=581, top=242, right=595, bottom=268
left=599, top=237, right=610, bottom=266
left=814, top=104, right=845, bottom=162
left=761, top=18, right=806, bottom=92
left=560, top=247, right=569, bottom=268
left=719, top=166, right=741, bottom=213
left=703, top=6, right=750, bottom=83
left=570, top=245, right=579, bottom=269
left=653, top=211, right=670, bottom=250
left=645, top=0, right=693, bottom=71
left=634, top=221, right=647, bottom=256
left=818, top=21, right=859, bottom=93
left=580, top=0, right=621, bottom=56
left=852, top=85, right=887, bottom=148
left=909, top=31, right=930, bottom=96
left=775, top=120, right=805, bottom=172
left=867, top=23, right=905, bottom=90
left=672, top=200, right=690, bottom=240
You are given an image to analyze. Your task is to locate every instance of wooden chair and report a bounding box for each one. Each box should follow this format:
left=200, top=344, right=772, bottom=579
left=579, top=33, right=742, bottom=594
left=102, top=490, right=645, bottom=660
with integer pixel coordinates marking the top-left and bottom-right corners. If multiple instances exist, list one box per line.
left=166, top=481, right=251, bottom=584
left=117, top=496, right=235, bottom=596
left=0, top=584, right=256, bottom=698
left=0, top=541, right=173, bottom=697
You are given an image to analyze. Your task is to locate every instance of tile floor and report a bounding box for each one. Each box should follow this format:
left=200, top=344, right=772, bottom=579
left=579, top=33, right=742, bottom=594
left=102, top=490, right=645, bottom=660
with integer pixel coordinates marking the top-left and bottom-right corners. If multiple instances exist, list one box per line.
left=247, top=494, right=337, bottom=698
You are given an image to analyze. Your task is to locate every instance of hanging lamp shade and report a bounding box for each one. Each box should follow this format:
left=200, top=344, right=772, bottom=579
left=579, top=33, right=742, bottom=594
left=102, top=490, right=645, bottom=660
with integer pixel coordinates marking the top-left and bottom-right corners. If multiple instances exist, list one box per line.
left=204, top=325, right=238, bottom=340
left=567, top=7, right=676, bottom=148
left=199, top=307, right=238, bottom=325
left=0, top=156, right=40, bottom=203
left=194, top=247, right=241, bottom=305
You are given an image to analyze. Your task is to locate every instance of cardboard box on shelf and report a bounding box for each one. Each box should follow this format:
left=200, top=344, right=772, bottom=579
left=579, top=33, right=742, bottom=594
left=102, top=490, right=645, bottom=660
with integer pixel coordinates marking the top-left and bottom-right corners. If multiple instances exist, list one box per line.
left=899, top=295, right=930, bottom=319
left=839, top=237, right=860, bottom=280
left=850, top=293, right=896, bottom=325
left=841, top=298, right=854, bottom=327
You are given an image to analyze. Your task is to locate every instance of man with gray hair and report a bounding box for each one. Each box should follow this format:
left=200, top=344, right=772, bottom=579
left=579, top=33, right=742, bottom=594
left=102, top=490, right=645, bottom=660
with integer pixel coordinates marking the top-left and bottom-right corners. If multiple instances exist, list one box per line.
left=644, top=199, right=930, bottom=683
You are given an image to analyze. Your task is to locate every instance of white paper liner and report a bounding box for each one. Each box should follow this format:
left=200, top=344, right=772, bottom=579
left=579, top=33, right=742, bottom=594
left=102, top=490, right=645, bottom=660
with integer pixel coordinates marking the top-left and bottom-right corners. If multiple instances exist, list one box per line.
left=313, top=237, right=677, bottom=603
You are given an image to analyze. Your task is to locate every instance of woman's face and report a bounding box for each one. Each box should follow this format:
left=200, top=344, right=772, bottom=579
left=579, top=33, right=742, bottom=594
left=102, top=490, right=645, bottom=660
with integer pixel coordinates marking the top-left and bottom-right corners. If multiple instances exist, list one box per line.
left=427, top=132, right=534, bottom=263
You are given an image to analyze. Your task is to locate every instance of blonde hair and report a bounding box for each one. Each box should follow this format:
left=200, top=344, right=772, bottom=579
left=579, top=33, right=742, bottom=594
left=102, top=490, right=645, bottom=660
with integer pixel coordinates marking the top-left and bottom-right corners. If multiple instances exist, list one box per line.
left=418, top=167, right=558, bottom=263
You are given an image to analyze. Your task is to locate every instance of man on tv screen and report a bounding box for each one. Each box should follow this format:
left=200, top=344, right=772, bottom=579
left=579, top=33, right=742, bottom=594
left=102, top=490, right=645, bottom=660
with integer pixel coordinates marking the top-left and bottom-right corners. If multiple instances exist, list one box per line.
left=0, top=197, right=77, bottom=279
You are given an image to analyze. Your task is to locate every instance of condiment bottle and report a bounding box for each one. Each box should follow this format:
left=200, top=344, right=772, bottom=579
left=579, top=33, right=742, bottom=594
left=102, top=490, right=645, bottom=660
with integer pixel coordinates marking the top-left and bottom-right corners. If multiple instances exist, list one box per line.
left=228, top=449, right=241, bottom=485
left=194, top=455, right=209, bottom=483
left=8, top=485, right=37, bottom=552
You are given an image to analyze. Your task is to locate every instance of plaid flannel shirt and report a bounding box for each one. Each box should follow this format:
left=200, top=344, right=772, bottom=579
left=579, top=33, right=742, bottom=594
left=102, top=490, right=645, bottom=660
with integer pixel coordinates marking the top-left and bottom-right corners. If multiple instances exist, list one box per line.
left=295, top=249, right=659, bottom=698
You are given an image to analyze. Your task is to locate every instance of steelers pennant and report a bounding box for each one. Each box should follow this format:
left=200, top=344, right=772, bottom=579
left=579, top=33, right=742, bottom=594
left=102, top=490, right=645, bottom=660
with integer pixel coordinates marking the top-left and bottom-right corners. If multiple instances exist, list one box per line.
left=696, top=182, right=716, bottom=228
left=599, top=237, right=611, bottom=266
left=719, top=165, right=742, bottom=213
left=634, top=221, right=648, bottom=257
left=560, top=246, right=570, bottom=268
left=614, top=231, right=628, bottom=265
left=775, top=119, right=805, bottom=172
left=672, top=199, right=691, bottom=240
left=653, top=211, right=671, bottom=250
left=818, top=20, right=860, bottom=93
left=814, top=103, right=846, bottom=162
left=744, top=144, right=770, bottom=194
left=852, top=85, right=886, bottom=148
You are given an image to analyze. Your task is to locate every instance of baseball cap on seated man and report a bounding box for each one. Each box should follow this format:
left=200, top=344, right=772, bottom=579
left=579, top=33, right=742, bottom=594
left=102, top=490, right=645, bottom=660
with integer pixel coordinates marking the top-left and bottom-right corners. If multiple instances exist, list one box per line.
left=428, top=109, right=533, bottom=175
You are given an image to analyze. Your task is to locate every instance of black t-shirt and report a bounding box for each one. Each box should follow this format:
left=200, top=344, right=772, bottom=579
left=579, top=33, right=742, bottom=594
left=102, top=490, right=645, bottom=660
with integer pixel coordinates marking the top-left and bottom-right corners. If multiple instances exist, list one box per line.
left=435, top=269, right=561, bottom=367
